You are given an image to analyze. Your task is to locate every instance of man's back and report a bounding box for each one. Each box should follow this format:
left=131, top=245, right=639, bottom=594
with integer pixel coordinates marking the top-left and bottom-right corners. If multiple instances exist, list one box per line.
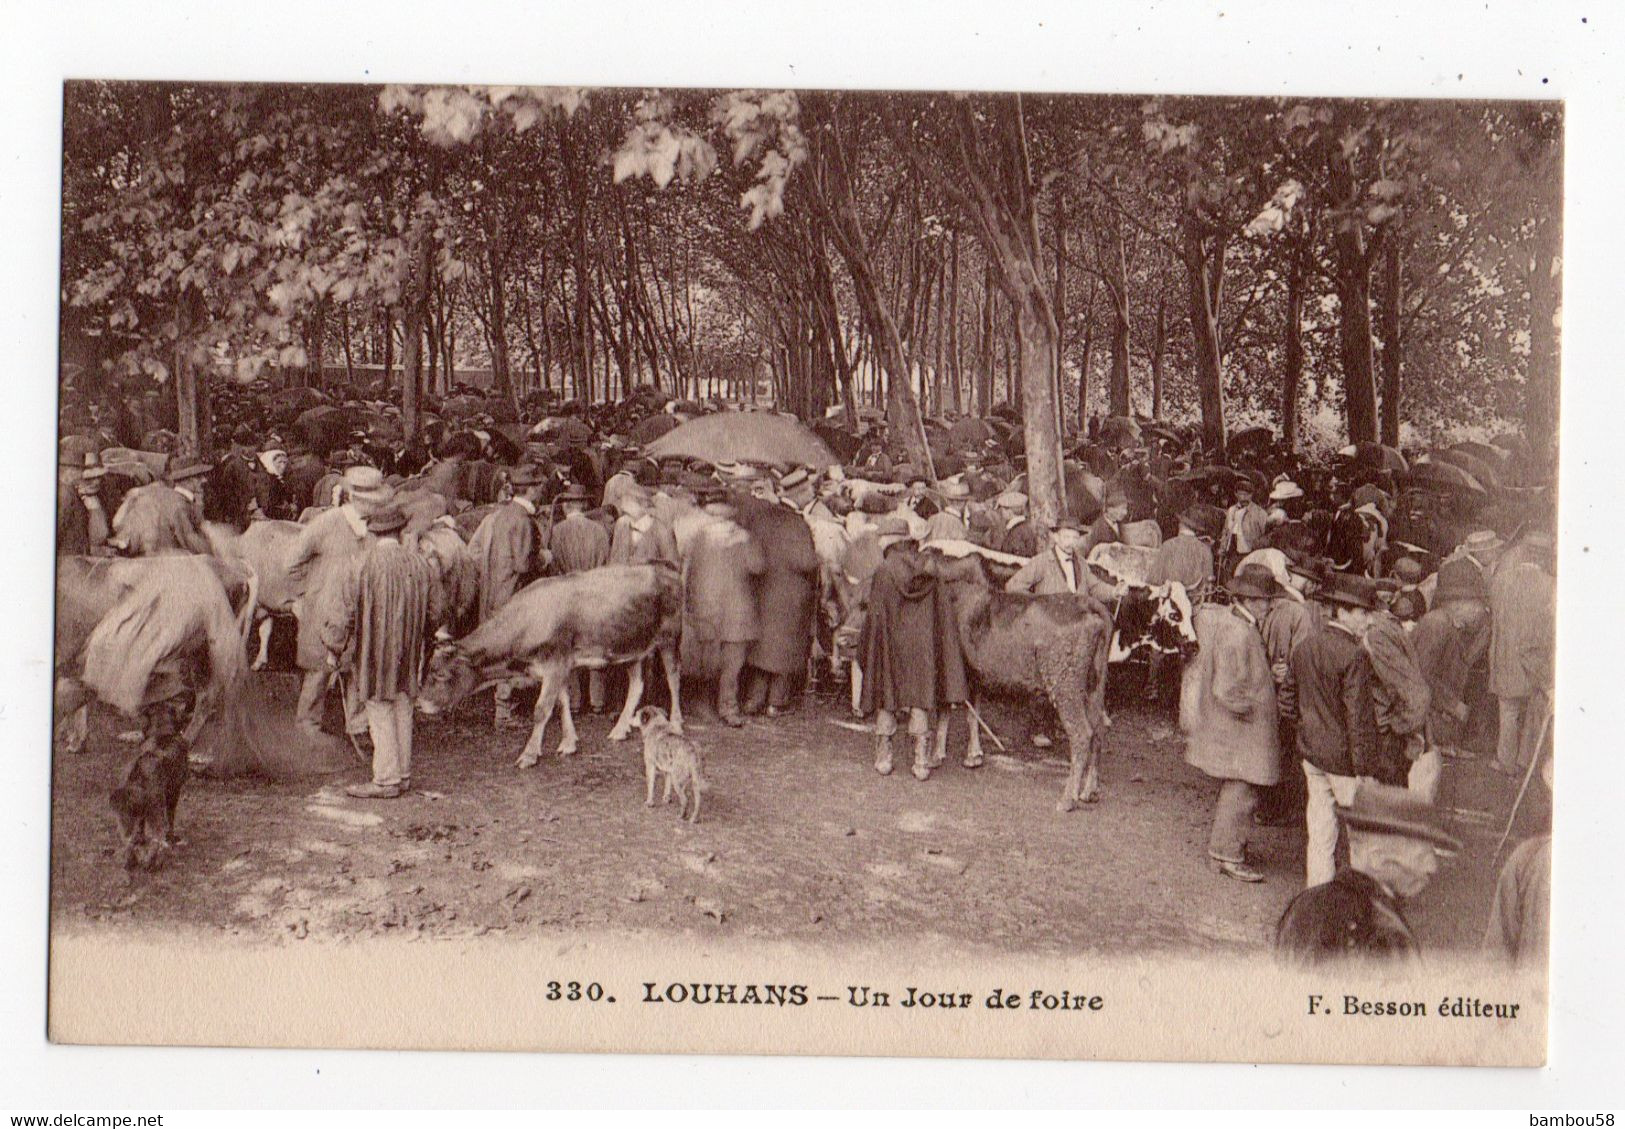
left=1291, top=620, right=1378, bottom=777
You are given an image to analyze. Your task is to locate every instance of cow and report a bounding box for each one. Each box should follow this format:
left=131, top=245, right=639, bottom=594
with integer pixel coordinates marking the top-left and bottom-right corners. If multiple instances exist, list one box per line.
left=417, top=563, right=684, bottom=768
left=931, top=553, right=1114, bottom=811
left=55, top=554, right=254, bottom=755
left=1084, top=542, right=1199, bottom=663
left=203, top=519, right=305, bottom=669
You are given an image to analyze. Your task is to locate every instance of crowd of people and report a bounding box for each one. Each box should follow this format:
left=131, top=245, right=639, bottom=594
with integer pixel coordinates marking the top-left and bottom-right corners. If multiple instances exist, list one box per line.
left=56, top=372, right=1556, bottom=967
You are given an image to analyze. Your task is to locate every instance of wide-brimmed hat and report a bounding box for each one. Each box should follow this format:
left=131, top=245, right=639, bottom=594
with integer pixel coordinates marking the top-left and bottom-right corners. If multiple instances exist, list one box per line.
left=1227, top=562, right=1284, bottom=600
left=509, top=463, right=549, bottom=487
left=342, top=464, right=389, bottom=498
left=872, top=514, right=915, bottom=549
left=1391, top=556, right=1425, bottom=585
left=1051, top=516, right=1087, bottom=534
left=1235, top=549, right=1303, bottom=602
left=78, top=451, right=107, bottom=480
left=1461, top=530, right=1504, bottom=558
left=995, top=490, right=1028, bottom=511
left=1269, top=478, right=1304, bottom=502
left=694, top=484, right=734, bottom=507
left=1102, top=484, right=1127, bottom=507
left=938, top=478, right=971, bottom=501
left=365, top=505, right=409, bottom=534
left=555, top=483, right=590, bottom=504
left=1335, top=780, right=1463, bottom=852
left=1433, top=558, right=1487, bottom=603
left=1323, top=572, right=1380, bottom=611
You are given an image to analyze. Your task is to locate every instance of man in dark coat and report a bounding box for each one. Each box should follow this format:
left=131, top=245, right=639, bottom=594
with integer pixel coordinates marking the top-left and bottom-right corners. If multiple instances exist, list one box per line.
left=734, top=491, right=821, bottom=716
left=466, top=463, right=552, bottom=727
left=57, top=441, right=109, bottom=556
left=548, top=483, right=611, bottom=712
left=857, top=529, right=969, bottom=781
left=1412, top=558, right=1490, bottom=758
left=1286, top=573, right=1382, bottom=887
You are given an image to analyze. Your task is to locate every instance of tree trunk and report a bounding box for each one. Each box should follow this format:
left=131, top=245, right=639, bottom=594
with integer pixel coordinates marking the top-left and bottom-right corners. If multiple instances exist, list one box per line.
left=1525, top=216, right=1561, bottom=464
left=486, top=243, right=516, bottom=409
left=1077, top=300, right=1094, bottom=435
left=174, top=288, right=205, bottom=462
left=1151, top=295, right=1166, bottom=422
left=1283, top=258, right=1304, bottom=453
left=1108, top=218, right=1132, bottom=417
left=948, top=228, right=962, bottom=414
left=1379, top=240, right=1403, bottom=447
left=400, top=228, right=433, bottom=441
left=1183, top=224, right=1228, bottom=456
left=340, top=304, right=356, bottom=385
left=1327, top=151, right=1381, bottom=445
left=1053, top=191, right=1067, bottom=425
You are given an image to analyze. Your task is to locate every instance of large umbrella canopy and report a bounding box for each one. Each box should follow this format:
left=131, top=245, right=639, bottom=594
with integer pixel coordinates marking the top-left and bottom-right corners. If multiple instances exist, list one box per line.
left=1228, top=426, right=1275, bottom=455
left=441, top=393, right=486, bottom=421
left=948, top=417, right=995, bottom=450
left=1409, top=458, right=1486, bottom=495
left=1433, top=446, right=1502, bottom=490
left=1451, top=440, right=1508, bottom=468
left=1099, top=415, right=1142, bottom=448
left=643, top=411, right=840, bottom=469
left=1341, top=441, right=1410, bottom=476
left=629, top=412, right=680, bottom=446
left=1140, top=422, right=1183, bottom=447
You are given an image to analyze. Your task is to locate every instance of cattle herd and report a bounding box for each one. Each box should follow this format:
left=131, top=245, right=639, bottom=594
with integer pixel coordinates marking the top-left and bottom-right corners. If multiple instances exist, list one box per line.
left=54, top=377, right=1554, bottom=965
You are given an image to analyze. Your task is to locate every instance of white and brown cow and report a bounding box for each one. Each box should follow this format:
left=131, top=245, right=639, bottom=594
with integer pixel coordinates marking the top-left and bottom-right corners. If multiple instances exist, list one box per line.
left=417, top=562, right=684, bottom=767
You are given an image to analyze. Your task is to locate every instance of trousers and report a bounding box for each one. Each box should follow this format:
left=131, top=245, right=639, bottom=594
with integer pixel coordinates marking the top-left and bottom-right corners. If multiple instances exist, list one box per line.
left=1496, top=695, right=1548, bottom=772
left=716, top=641, right=749, bottom=719
left=1303, top=759, right=1361, bottom=888
left=297, top=666, right=365, bottom=736
left=1208, top=779, right=1259, bottom=863
left=364, top=697, right=414, bottom=788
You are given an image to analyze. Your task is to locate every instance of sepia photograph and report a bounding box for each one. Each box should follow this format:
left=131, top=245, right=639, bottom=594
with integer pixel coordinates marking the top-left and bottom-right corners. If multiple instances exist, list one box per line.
left=12, top=0, right=1621, bottom=1101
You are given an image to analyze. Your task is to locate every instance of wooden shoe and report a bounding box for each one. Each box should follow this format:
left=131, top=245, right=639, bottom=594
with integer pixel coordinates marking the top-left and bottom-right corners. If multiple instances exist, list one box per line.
left=1209, top=856, right=1265, bottom=883
left=345, top=781, right=404, bottom=799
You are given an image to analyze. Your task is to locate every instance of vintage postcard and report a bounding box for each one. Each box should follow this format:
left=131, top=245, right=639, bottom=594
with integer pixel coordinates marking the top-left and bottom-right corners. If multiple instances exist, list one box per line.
left=47, top=79, right=1556, bottom=1067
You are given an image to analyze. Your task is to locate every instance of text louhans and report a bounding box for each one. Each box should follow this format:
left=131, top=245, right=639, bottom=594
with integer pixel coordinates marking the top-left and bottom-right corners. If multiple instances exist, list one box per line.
left=638, top=982, right=1104, bottom=1011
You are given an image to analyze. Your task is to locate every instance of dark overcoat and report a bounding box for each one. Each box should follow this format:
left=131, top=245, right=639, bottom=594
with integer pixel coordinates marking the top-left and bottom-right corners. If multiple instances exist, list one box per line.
left=857, top=547, right=969, bottom=715
left=735, top=497, right=820, bottom=675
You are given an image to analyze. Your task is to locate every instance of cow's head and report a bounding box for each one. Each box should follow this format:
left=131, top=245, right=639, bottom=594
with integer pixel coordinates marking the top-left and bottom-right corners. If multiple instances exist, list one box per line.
left=416, top=642, right=478, bottom=716
left=1110, top=581, right=1198, bottom=662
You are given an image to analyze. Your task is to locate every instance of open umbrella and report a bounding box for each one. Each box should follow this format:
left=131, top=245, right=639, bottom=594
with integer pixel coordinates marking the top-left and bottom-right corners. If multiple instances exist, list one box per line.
left=1228, top=426, right=1275, bottom=456
left=948, top=417, right=995, bottom=450
left=1099, top=415, right=1142, bottom=448
left=643, top=411, right=839, bottom=468
left=1433, top=447, right=1502, bottom=491
left=629, top=413, right=680, bottom=446
left=1409, top=458, right=1486, bottom=495
left=1341, top=441, right=1410, bottom=476
left=1140, top=422, right=1183, bottom=447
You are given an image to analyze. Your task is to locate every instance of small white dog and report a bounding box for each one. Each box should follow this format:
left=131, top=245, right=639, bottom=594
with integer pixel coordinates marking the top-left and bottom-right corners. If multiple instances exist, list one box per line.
left=632, top=706, right=705, bottom=823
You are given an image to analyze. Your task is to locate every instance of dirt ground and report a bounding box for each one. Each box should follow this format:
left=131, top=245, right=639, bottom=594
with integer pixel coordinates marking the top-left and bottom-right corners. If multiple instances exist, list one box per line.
left=50, top=670, right=1549, bottom=956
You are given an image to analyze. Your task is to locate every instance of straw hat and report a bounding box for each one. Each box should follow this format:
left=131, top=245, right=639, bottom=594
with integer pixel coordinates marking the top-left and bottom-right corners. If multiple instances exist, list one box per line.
left=1335, top=780, right=1463, bottom=852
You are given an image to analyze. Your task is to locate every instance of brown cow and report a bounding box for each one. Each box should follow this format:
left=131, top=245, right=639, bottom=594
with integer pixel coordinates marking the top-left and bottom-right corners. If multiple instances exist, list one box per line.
left=931, top=553, right=1114, bottom=811
left=418, top=563, right=683, bottom=767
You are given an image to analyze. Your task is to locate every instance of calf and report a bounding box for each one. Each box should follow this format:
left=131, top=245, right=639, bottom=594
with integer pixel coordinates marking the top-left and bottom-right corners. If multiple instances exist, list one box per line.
left=1085, top=543, right=1198, bottom=662
left=933, top=554, right=1114, bottom=811
left=418, top=563, right=683, bottom=768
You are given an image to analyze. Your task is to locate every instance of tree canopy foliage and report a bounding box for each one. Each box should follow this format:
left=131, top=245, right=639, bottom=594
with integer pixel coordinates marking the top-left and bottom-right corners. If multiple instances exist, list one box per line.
left=62, top=82, right=1560, bottom=515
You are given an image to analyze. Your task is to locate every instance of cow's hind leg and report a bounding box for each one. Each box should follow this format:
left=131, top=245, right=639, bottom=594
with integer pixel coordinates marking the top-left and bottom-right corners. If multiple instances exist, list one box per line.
left=962, top=695, right=985, bottom=768
left=556, top=682, right=580, bottom=756
left=55, top=678, right=91, bottom=754
left=658, top=645, right=683, bottom=732
left=606, top=660, right=645, bottom=742
left=1041, top=656, right=1101, bottom=812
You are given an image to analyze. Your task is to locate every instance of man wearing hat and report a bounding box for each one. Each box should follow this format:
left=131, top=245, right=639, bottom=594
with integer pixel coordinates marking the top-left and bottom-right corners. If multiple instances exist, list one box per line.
left=249, top=438, right=297, bottom=522
left=1180, top=564, right=1285, bottom=882
left=1218, top=477, right=1269, bottom=579
left=468, top=464, right=554, bottom=728
left=549, top=482, right=612, bottom=714
left=1487, top=529, right=1555, bottom=778
left=1253, top=555, right=1324, bottom=828
left=1083, top=483, right=1130, bottom=556
left=1265, top=477, right=1305, bottom=529
left=608, top=485, right=679, bottom=568
left=322, top=504, right=444, bottom=799
left=57, top=439, right=109, bottom=556
left=1274, top=779, right=1461, bottom=966
left=1006, top=517, right=1121, bottom=603
left=683, top=486, right=765, bottom=727
left=921, top=478, right=973, bottom=543
left=1362, top=579, right=1433, bottom=791
left=287, top=464, right=394, bottom=741
left=1412, top=558, right=1491, bottom=759
left=1288, top=572, right=1383, bottom=887
left=989, top=490, right=1042, bottom=557
left=777, top=466, right=823, bottom=519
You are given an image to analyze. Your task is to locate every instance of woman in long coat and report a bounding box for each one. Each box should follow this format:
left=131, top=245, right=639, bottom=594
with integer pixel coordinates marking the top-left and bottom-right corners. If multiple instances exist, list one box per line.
left=1180, top=564, right=1282, bottom=882
left=734, top=494, right=821, bottom=714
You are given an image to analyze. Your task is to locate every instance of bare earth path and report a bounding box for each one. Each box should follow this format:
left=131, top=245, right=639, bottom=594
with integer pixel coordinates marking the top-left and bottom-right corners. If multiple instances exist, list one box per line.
left=51, top=674, right=1543, bottom=956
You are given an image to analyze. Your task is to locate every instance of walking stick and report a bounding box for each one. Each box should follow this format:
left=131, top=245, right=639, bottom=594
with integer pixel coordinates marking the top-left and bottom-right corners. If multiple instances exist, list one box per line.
left=963, top=700, right=1009, bottom=754
left=1494, top=701, right=1552, bottom=858
left=334, top=668, right=370, bottom=766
